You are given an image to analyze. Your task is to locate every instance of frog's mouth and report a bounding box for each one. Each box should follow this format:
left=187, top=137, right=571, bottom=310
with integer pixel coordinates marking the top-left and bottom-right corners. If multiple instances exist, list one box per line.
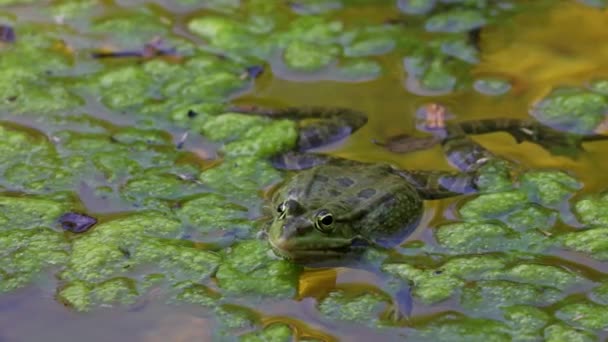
left=268, top=238, right=365, bottom=262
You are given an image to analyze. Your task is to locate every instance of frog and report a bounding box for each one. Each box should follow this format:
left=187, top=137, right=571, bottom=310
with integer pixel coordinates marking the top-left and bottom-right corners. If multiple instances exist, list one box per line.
left=228, top=104, right=607, bottom=320
left=229, top=105, right=604, bottom=261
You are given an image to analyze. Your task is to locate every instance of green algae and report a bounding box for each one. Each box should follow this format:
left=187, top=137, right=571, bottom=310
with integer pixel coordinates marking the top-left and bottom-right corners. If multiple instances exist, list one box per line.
left=55, top=212, right=221, bottom=310
left=480, top=263, right=581, bottom=291
left=1, top=228, right=68, bottom=292
left=531, top=87, right=608, bottom=134
left=215, top=240, right=299, bottom=298
left=240, top=323, right=293, bottom=342
left=561, top=227, right=608, bottom=260
left=425, top=9, right=486, bottom=33
left=177, top=193, right=249, bottom=228
left=473, top=78, right=511, bottom=96
left=318, top=290, right=386, bottom=325
left=0, top=196, right=67, bottom=230
left=574, top=191, right=608, bottom=226
left=383, top=255, right=508, bottom=304
left=543, top=323, right=595, bottom=342
left=283, top=41, right=339, bottom=71
left=555, top=300, right=608, bottom=330
left=503, top=305, right=550, bottom=341
left=520, top=170, right=581, bottom=207
left=411, top=315, right=511, bottom=342
left=461, top=280, right=562, bottom=313
left=459, top=191, right=527, bottom=221
left=435, top=221, right=550, bottom=254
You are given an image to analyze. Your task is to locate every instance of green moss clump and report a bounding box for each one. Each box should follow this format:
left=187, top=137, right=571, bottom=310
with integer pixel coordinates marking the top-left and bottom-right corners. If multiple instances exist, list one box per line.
left=505, top=204, right=557, bottom=231
left=531, top=87, right=608, bottom=134
left=520, top=170, right=581, bottom=207
left=425, top=9, right=486, bottom=33
left=459, top=191, right=527, bottom=221
left=0, top=228, right=68, bottom=292
left=283, top=41, right=339, bottom=71
left=0, top=196, right=66, bottom=230
left=215, top=240, right=299, bottom=298
left=199, top=157, right=284, bottom=203
left=411, top=315, right=511, bottom=342
left=474, top=78, right=512, bottom=96
left=544, top=323, right=595, bottom=342
left=461, top=280, right=562, bottom=313
left=503, top=305, right=550, bottom=340
left=240, top=323, right=293, bottom=342
left=318, top=290, right=386, bottom=324
left=61, top=212, right=221, bottom=284
left=383, top=255, right=508, bottom=304
left=555, top=301, right=608, bottom=330
left=335, top=59, right=383, bottom=81
left=435, top=222, right=548, bottom=254
left=574, top=192, right=608, bottom=226
left=176, top=193, right=251, bottom=233
left=481, top=264, right=581, bottom=291
left=561, top=227, right=608, bottom=260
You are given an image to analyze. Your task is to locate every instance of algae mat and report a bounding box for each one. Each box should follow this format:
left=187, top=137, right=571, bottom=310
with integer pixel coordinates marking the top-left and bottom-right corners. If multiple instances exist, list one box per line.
left=1, top=0, right=608, bottom=341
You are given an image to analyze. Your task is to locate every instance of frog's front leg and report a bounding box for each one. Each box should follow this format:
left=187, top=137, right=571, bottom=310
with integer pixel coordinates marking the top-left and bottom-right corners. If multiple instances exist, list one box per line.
left=393, top=169, right=479, bottom=200
left=229, top=105, right=367, bottom=151
left=230, top=106, right=368, bottom=170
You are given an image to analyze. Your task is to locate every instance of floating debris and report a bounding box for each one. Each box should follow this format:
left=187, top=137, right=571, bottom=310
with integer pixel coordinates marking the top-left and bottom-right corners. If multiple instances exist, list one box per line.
left=58, top=212, right=97, bottom=233
left=240, top=65, right=264, bottom=80
left=373, top=134, right=440, bottom=154
left=421, top=103, right=447, bottom=130
left=0, top=25, right=15, bottom=43
left=92, top=36, right=179, bottom=60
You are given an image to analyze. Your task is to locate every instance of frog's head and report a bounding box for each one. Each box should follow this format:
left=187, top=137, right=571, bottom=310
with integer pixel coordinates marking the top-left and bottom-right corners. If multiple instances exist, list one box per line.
left=267, top=197, right=366, bottom=262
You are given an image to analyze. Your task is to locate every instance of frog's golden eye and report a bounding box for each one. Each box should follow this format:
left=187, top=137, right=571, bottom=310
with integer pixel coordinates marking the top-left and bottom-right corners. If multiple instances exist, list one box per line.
left=315, top=210, right=334, bottom=233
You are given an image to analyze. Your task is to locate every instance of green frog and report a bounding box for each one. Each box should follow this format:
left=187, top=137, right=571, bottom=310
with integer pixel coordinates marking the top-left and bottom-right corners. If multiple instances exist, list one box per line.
left=229, top=104, right=605, bottom=320
left=231, top=105, right=602, bottom=262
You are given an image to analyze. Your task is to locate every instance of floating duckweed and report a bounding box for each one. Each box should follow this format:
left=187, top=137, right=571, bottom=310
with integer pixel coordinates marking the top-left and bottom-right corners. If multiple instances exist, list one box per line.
left=561, top=227, right=608, bottom=260
left=0, top=228, right=68, bottom=292
left=240, top=323, right=293, bottom=342
left=587, top=78, right=608, bottom=95
left=520, top=170, right=581, bottom=207
left=411, top=315, right=511, bottom=341
left=459, top=191, right=527, bottom=221
left=503, top=305, right=550, bottom=340
left=283, top=41, right=338, bottom=71
left=425, top=9, right=486, bottom=33
left=335, top=59, right=383, bottom=81
left=544, top=323, right=595, bottom=342
left=555, top=301, right=608, bottom=330
left=531, top=87, right=608, bottom=134
left=397, top=0, right=436, bottom=15
left=344, top=38, right=395, bottom=58
left=461, top=280, right=562, bottom=313
left=215, top=240, right=299, bottom=297
left=474, top=78, right=512, bottom=95
left=176, top=193, right=251, bottom=233
left=575, top=191, right=608, bottom=226
left=318, top=290, right=386, bottom=324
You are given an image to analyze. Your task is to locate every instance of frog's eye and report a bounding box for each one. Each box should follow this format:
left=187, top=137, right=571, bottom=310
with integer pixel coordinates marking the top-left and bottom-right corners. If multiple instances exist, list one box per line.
left=315, top=210, right=334, bottom=233
left=277, top=202, right=287, bottom=219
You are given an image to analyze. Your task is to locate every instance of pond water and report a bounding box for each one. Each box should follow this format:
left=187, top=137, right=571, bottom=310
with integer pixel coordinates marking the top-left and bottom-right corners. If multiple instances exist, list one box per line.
left=1, top=0, right=608, bottom=341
